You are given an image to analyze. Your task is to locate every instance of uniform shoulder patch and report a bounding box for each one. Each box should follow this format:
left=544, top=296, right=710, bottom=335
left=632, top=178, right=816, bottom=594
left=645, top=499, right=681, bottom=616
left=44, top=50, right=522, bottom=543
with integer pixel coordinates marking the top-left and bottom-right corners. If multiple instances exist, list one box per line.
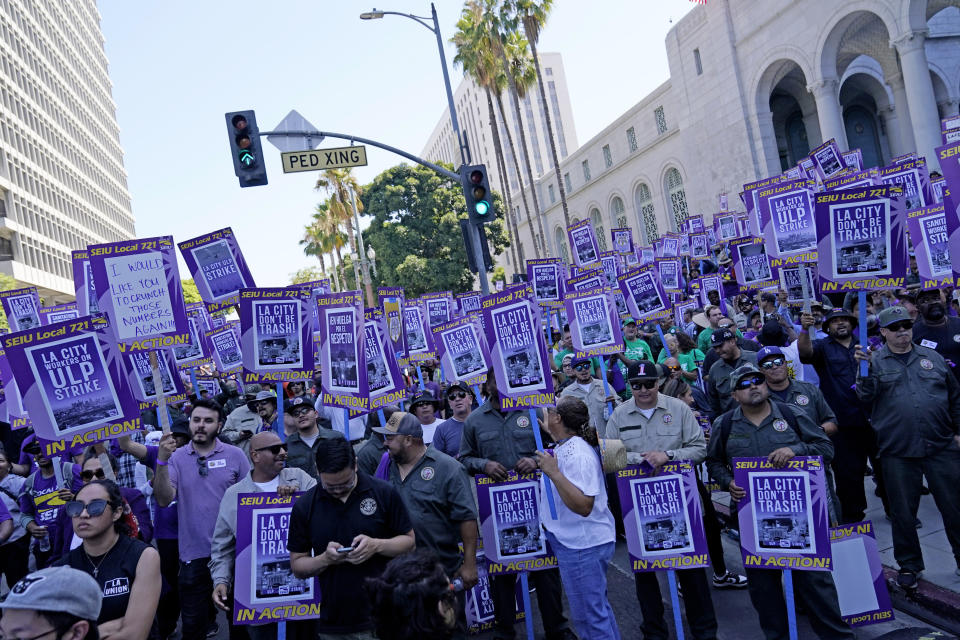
left=359, top=498, right=378, bottom=516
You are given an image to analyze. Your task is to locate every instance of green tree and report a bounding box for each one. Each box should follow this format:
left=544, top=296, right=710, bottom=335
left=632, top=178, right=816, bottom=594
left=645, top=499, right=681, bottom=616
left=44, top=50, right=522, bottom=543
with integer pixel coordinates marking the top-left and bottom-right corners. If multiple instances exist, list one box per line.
left=361, top=163, right=508, bottom=298
left=290, top=266, right=325, bottom=285
left=0, top=273, right=18, bottom=331
left=300, top=201, right=347, bottom=290
left=180, top=278, right=202, bottom=304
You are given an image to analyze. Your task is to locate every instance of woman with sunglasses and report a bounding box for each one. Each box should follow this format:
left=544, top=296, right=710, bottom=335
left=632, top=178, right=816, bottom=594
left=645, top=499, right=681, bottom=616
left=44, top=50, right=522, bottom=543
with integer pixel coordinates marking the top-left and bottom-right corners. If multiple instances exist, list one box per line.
left=657, top=332, right=704, bottom=386
left=55, top=479, right=161, bottom=640
left=0, top=448, right=30, bottom=588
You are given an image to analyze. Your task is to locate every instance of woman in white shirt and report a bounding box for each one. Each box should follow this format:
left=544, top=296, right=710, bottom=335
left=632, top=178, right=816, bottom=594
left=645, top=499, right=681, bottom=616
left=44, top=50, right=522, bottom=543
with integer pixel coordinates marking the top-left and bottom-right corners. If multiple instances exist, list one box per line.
left=535, top=397, right=621, bottom=640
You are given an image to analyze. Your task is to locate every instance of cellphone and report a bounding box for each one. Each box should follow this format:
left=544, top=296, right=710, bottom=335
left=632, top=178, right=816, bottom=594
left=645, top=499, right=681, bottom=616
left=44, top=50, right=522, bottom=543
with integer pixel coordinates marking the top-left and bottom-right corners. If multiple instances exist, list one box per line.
left=336, top=546, right=354, bottom=554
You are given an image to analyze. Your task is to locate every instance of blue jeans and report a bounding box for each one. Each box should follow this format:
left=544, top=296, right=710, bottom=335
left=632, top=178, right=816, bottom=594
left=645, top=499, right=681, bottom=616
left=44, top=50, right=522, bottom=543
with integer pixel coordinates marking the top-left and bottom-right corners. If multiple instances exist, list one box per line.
left=544, top=530, right=621, bottom=640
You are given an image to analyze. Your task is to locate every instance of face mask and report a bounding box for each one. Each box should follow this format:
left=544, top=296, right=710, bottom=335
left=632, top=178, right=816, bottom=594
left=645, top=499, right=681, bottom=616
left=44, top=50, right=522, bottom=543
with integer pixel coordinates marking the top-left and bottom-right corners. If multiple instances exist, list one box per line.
left=923, top=302, right=945, bottom=322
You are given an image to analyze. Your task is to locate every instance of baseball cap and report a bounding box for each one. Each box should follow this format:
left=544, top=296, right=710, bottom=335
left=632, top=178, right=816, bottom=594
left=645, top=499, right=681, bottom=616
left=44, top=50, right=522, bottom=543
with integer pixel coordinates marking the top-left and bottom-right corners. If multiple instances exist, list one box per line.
left=621, top=317, right=637, bottom=327
left=409, top=391, right=441, bottom=409
left=371, top=412, right=423, bottom=438
left=756, top=346, right=784, bottom=362
left=0, top=567, right=102, bottom=620
left=878, top=305, right=912, bottom=328
left=570, top=355, right=591, bottom=368
left=710, top=327, right=736, bottom=346
left=284, top=396, right=314, bottom=414
left=445, top=381, right=474, bottom=397
left=627, top=360, right=658, bottom=380
left=170, top=416, right=191, bottom=438
left=729, top=363, right=762, bottom=386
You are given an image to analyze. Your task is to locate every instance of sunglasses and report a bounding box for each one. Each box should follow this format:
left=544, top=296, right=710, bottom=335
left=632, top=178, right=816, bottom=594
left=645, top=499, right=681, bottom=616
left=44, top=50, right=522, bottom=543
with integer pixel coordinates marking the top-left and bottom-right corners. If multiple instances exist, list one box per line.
left=735, top=375, right=765, bottom=390
left=630, top=380, right=658, bottom=391
left=80, top=469, right=106, bottom=481
left=447, top=391, right=469, bottom=401
left=666, top=365, right=681, bottom=372
left=573, top=363, right=590, bottom=371
left=197, top=456, right=209, bottom=478
left=254, top=444, right=287, bottom=456
left=886, top=321, right=913, bottom=332
left=290, top=407, right=313, bottom=418
left=256, top=401, right=275, bottom=410
left=760, top=358, right=785, bottom=369
left=65, top=498, right=109, bottom=518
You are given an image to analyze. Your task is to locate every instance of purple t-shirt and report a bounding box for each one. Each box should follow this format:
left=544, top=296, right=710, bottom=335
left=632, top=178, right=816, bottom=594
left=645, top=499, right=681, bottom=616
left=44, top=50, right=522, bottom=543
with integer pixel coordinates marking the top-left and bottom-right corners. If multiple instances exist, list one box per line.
left=431, top=418, right=465, bottom=459
left=167, top=440, right=250, bottom=561
left=0, top=499, right=10, bottom=525
left=144, top=445, right=179, bottom=540
left=19, top=463, right=83, bottom=526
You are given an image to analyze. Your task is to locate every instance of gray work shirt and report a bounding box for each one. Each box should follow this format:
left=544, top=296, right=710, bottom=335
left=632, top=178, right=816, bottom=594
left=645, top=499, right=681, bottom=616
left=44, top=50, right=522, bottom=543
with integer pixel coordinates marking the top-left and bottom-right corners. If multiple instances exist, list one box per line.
left=707, top=350, right=758, bottom=415
left=706, top=400, right=835, bottom=491
left=559, top=378, right=610, bottom=434
left=768, top=380, right=836, bottom=428
left=356, top=435, right=386, bottom=476
left=856, top=344, right=960, bottom=457
left=459, top=400, right=545, bottom=474
left=605, top=394, right=706, bottom=465
left=285, top=425, right=346, bottom=478
left=386, top=447, right=477, bottom=574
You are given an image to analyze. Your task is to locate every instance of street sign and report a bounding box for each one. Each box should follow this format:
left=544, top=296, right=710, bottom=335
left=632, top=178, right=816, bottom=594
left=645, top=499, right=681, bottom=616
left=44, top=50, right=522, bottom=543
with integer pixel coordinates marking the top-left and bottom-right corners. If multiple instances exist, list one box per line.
left=280, top=145, right=368, bottom=173
left=267, top=110, right=322, bottom=153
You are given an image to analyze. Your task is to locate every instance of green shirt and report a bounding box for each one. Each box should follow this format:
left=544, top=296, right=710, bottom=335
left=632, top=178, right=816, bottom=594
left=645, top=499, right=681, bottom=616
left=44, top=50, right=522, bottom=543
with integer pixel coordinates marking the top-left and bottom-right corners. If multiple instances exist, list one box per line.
left=617, top=337, right=653, bottom=377
left=657, top=348, right=706, bottom=385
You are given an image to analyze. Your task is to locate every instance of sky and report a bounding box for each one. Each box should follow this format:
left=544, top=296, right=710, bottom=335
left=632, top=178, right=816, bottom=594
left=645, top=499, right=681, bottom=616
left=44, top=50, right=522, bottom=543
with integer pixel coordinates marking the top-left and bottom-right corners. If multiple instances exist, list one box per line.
left=98, top=0, right=695, bottom=287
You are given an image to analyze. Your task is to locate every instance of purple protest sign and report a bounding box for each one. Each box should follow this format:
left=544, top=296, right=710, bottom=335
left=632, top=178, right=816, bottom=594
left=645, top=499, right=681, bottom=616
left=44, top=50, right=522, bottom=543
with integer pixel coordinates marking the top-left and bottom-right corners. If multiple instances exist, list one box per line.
left=809, top=138, right=847, bottom=181
left=660, top=236, right=679, bottom=258
left=823, top=168, right=880, bottom=192
left=653, top=239, right=664, bottom=258
left=527, top=259, right=564, bottom=309
left=714, top=213, right=738, bottom=242
left=733, top=456, right=832, bottom=571
left=363, top=308, right=407, bottom=410
left=616, top=462, right=709, bottom=571
left=465, top=549, right=525, bottom=633
left=686, top=215, right=705, bottom=233
left=566, top=268, right=605, bottom=293
left=678, top=233, right=690, bottom=257
left=757, top=179, right=818, bottom=259
left=475, top=472, right=557, bottom=575
left=0, top=287, right=41, bottom=332
left=814, top=185, right=908, bottom=293
left=238, top=288, right=313, bottom=384
left=776, top=264, right=818, bottom=306
left=567, top=219, right=601, bottom=267
left=88, top=237, right=190, bottom=347
left=697, top=275, right=725, bottom=307
left=457, top=291, right=482, bottom=315
left=316, top=291, right=367, bottom=411
left=172, top=307, right=212, bottom=369
left=599, top=252, right=622, bottom=290
left=675, top=300, right=698, bottom=329
left=2, top=314, right=140, bottom=452
left=120, top=348, right=188, bottom=409
left=39, top=303, right=80, bottom=326
left=482, top=284, right=553, bottom=411
left=205, top=323, right=243, bottom=374
left=611, top=227, right=635, bottom=255
left=233, top=492, right=321, bottom=625
left=565, top=287, right=623, bottom=358
left=178, top=227, right=256, bottom=313
left=193, top=375, right=221, bottom=399
left=378, top=287, right=407, bottom=365
left=932, top=176, right=946, bottom=203
left=433, top=316, right=490, bottom=388
left=423, top=292, right=454, bottom=329
left=0, top=346, right=30, bottom=431
left=656, top=258, right=682, bottom=293
left=906, top=204, right=955, bottom=289
left=829, top=521, right=895, bottom=627
left=730, top=237, right=777, bottom=292
left=638, top=246, right=655, bottom=265
left=618, top=265, right=671, bottom=321
left=71, top=249, right=100, bottom=316
left=403, top=299, right=435, bottom=363
left=878, top=157, right=934, bottom=211
left=690, top=233, right=710, bottom=259
left=743, top=177, right=783, bottom=229
left=842, top=149, right=864, bottom=172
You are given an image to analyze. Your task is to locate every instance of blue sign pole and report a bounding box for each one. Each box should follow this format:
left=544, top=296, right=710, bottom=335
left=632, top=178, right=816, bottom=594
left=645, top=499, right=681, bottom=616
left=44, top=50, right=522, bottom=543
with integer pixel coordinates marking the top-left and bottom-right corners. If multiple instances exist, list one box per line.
left=784, top=569, right=799, bottom=640
left=656, top=325, right=672, bottom=358
left=528, top=407, right=558, bottom=520
left=666, top=569, right=686, bottom=640
left=519, top=572, right=536, bottom=640
left=858, top=291, right=869, bottom=377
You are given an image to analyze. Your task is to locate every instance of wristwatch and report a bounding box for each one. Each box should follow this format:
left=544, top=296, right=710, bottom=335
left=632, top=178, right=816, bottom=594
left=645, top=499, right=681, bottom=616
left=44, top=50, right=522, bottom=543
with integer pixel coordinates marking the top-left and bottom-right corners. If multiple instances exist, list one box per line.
left=665, top=450, right=675, bottom=461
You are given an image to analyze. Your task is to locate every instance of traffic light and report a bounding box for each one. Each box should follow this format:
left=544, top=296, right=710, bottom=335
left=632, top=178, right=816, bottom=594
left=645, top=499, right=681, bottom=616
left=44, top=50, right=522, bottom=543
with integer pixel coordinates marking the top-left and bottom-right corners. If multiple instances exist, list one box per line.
left=225, top=110, right=268, bottom=187
left=460, top=164, right=494, bottom=224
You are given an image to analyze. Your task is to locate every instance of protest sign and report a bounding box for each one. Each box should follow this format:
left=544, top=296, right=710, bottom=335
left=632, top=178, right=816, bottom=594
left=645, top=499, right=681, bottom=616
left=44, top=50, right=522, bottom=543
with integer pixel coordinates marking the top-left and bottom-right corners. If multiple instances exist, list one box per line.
left=892, top=152, right=918, bottom=164
left=565, top=287, right=623, bottom=358
left=757, top=179, right=818, bottom=258
left=618, top=265, right=671, bottom=321
left=942, top=115, right=960, bottom=144
left=403, top=299, right=435, bottom=363
left=829, top=521, right=895, bottom=627
left=362, top=309, right=406, bottom=410
left=433, top=316, right=490, bottom=389
left=71, top=250, right=99, bottom=316
left=316, top=291, right=366, bottom=411
left=567, top=219, right=601, bottom=267
left=599, top=252, right=621, bottom=289
left=638, top=246, right=655, bottom=265
left=777, top=264, right=819, bottom=306
left=206, top=323, right=243, bottom=374
left=733, top=456, right=831, bottom=571
left=39, top=303, right=80, bottom=326
left=178, top=227, right=256, bottom=313
left=238, top=288, right=313, bottom=383
left=88, top=237, right=190, bottom=347
left=378, top=287, right=407, bottom=363
left=730, top=237, right=776, bottom=291
left=932, top=176, right=946, bottom=203
left=0, top=287, right=42, bottom=332
left=878, top=158, right=933, bottom=211
left=656, top=258, right=681, bottom=292
left=690, top=233, right=710, bottom=259
left=611, top=227, right=635, bottom=255
left=906, top=204, right=955, bottom=289
left=120, top=348, right=187, bottom=409
left=566, top=269, right=606, bottom=295
left=0, top=347, right=30, bottom=430
left=675, top=300, right=698, bottom=329
left=465, top=549, right=525, bottom=634
left=823, top=168, right=880, bottom=191
left=423, top=292, right=454, bottom=329
left=172, top=308, right=211, bottom=368
left=715, top=213, right=739, bottom=242
left=526, top=259, right=564, bottom=309
left=686, top=215, right=705, bottom=233
left=457, top=291, right=482, bottom=315
left=661, top=236, right=680, bottom=258
left=193, top=375, right=221, bottom=400
left=653, top=239, right=664, bottom=258
left=476, top=471, right=557, bottom=575
left=233, top=492, right=321, bottom=625
left=814, top=185, right=908, bottom=293
left=842, top=149, right=863, bottom=172
left=616, top=462, right=709, bottom=571
left=3, top=314, right=140, bottom=452
left=809, top=139, right=847, bottom=181
left=678, top=233, right=690, bottom=257
left=482, top=285, right=553, bottom=411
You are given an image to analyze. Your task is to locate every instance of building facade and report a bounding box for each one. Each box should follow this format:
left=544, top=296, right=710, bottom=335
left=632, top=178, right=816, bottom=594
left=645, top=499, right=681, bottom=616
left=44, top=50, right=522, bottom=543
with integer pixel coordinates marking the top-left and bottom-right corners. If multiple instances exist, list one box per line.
left=491, top=0, right=960, bottom=273
left=0, top=0, right=134, bottom=301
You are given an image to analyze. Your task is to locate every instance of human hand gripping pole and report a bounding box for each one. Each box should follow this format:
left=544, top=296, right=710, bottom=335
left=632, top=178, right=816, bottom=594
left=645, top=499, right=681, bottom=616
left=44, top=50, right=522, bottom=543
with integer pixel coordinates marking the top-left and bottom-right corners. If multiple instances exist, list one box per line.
left=529, top=407, right=558, bottom=520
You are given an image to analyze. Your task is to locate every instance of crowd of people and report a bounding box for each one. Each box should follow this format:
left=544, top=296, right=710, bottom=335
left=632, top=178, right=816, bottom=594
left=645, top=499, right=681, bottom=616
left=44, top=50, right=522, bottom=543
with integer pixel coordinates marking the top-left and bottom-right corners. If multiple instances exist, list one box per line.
left=1, top=279, right=959, bottom=640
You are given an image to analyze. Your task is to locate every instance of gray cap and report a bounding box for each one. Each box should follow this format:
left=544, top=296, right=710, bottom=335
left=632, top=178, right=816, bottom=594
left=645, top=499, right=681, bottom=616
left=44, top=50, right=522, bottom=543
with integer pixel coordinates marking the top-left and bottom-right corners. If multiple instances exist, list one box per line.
left=0, top=567, right=102, bottom=620
left=728, top=362, right=762, bottom=386
left=371, top=412, right=423, bottom=438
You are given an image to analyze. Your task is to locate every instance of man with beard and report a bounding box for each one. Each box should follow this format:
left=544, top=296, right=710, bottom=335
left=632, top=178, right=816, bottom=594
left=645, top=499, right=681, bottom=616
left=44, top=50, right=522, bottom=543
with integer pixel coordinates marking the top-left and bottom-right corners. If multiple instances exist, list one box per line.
left=912, top=288, right=960, bottom=379
left=285, top=397, right=346, bottom=478
left=560, top=356, right=616, bottom=435
left=798, top=308, right=884, bottom=524
left=855, top=306, right=960, bottom=590
left=706, top=327, right=758, bottom=415
left=706, top=365, right=850, bottom=640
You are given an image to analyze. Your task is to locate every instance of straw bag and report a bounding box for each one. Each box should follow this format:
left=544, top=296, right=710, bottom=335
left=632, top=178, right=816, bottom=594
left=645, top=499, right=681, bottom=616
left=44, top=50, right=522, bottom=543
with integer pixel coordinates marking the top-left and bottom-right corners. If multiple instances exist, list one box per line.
left=597, top=438, right=627, bottom=473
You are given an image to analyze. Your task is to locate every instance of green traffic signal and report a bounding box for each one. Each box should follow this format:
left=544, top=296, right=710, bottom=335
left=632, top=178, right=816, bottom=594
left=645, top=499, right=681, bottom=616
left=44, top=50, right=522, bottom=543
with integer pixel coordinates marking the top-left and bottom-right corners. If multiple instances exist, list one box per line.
left=475, top=200, right=490, bottom=216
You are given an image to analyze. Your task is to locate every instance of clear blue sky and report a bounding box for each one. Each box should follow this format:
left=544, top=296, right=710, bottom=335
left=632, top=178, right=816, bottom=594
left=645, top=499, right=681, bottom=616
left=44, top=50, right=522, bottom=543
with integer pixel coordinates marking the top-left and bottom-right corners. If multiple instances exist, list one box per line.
left=99, top=0, right=694, bottom=287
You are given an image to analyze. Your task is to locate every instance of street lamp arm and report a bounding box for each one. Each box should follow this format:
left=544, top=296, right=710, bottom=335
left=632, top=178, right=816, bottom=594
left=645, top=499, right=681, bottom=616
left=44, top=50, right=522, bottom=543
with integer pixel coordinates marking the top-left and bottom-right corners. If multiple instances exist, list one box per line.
left=366, top=10, right=435, bottom=32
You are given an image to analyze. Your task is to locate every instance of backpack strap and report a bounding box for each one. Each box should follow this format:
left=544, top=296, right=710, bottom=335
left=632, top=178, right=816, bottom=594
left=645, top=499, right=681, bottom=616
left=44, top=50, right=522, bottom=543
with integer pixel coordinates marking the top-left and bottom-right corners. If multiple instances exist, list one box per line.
left=716, top=399, right=803, bottom=463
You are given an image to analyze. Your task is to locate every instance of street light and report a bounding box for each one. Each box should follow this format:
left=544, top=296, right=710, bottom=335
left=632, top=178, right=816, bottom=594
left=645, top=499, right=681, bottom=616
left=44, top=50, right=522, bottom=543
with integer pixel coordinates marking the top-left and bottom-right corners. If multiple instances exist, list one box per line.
left=367, top=246, right=377, bottom=278
left=359, top=10, right=385, bottom=19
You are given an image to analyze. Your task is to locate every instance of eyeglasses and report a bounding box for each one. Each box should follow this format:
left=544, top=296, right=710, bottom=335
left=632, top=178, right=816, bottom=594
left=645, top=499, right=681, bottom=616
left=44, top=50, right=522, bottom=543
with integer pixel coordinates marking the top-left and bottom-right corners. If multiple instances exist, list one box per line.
left=666, top=365, right=681, bottom=372
left=630, top=380, right=658, bottom=391
left=447, top=391, right=469, bottom=401
left=0, top=625, right=69, bottom=640
left=290, top=407, right=313, bottom=418
left=321, top=471, right=358, bottom=495
left=886, top=321, right=913, bottom=332
left=735, top=376, right=765, bottom=390
left=256, top=401, right=275, bottom=410
left=197, top=455, right=209, bottom=478
left=65, top=498, right=109, bottom=518
left=80, top=469, right=106, bottom=481
left=760, top=358, right=785, bottom=369
left=254, top=444, right=287, bottom=456
left=573, top=363, right=590, bottom=371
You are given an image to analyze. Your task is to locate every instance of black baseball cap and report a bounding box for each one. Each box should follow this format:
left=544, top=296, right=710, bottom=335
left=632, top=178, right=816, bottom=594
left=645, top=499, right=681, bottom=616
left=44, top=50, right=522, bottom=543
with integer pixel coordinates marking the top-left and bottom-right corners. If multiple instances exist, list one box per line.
left=710, top=327, right=736, bottom=346
left=627, top=360, right=658, bottom=380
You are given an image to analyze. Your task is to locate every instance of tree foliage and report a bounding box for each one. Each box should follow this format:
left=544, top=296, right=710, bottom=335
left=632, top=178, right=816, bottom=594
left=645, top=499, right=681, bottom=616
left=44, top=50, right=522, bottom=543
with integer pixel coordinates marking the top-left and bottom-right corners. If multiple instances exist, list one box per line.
left=360, top=163, right=509, bottom=298
left=289, top=266, right=325, bottom=285
left=180, top=279, right=202, bottom=304
left=0, top=272, right=17, bottom=331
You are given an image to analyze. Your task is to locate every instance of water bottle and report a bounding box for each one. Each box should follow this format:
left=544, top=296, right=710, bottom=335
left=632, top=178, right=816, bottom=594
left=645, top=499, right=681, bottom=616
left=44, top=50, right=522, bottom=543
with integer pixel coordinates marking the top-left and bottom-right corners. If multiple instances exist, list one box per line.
left=37, top=531, right=50, bottom=552
left=451, top=577, right=465, bottom=592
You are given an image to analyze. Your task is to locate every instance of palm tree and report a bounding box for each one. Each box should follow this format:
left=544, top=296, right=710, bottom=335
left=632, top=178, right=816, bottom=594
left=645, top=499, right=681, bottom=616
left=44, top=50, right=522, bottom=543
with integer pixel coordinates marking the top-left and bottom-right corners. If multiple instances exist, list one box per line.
left=315, top=168, right=364, bottom=286
left=300, top=201, right=347, bottom=290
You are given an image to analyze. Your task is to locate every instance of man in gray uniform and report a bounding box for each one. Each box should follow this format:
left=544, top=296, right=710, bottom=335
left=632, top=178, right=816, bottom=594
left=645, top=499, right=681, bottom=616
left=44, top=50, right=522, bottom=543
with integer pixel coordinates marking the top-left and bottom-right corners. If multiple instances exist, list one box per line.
left=707, top=327, right=758, bottom=416
left=707, top=364, right=852, bottom=640
left=560, top=355, right=616, bottom=435
left=284, top=397, right=345, bottom=478
left=855, top=305, right=960, bottom=590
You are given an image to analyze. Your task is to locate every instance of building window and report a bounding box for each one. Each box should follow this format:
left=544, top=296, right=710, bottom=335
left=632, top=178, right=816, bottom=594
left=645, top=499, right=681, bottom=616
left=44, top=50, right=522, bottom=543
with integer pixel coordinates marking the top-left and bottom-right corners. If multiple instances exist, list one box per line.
left=665, top=168, right=689, bottom=231
left=655, top=107, right=668, bottom=135
left=0, top=236, right=13, bottom=261
left=582, top=160, right=591, bottom=182
left=564, top=172, right=572, bottom=192
left=548, top=81, right=569, bottom=157
left=548, top=184, right=555, bottom=204
left=694, top=48, right=703, bottom=75
left=602, top=145, right=613, bottom=168
left=635, top=183, right=659, bottom=243
left=555, top=226, right=569, bottom=263
left=627, top=127, right=638, bottom=152
left=546, top=67, right=553, bottom=76
left=611, top=196, right=627, bottom=229
left=590, top=208, right=607, bottom=251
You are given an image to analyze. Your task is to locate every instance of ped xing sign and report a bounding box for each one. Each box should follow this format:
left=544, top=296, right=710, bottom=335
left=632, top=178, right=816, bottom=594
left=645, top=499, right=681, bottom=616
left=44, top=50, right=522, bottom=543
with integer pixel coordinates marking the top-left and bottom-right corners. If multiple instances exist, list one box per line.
left=281, top=145, right=368, bottom=173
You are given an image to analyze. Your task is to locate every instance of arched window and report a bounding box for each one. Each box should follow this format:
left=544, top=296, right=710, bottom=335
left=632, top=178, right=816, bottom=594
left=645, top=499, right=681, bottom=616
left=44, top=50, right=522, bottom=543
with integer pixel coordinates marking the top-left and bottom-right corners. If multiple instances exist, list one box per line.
left=665, top=168, right=688, bottom=231
left=590, top=208, right=607, bottom=251
left=611, top=196, right=627, bottom=228
left=555, top=226, right=569, bottom=263
left=634, top=183, right=658, bottom=243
